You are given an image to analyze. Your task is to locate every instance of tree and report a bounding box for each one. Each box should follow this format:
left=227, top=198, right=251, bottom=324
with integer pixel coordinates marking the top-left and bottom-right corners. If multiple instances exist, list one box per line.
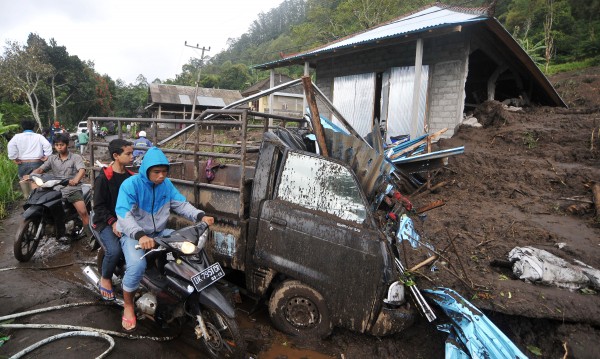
left=218, top=62, right=251, bottom=90
left=113, top=75, right=148, bottom=118
left=543, top=0, right=555, bottom=72
left=0, top=113, right=20, bottom=137
left=0, top=39, right=54, bottom=130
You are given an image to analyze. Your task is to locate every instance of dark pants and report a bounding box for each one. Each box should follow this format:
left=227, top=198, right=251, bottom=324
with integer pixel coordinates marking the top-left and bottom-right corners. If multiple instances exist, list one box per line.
left=98, top=226, right=123, bottom=279
left=18, top=161, right=43, bottom=178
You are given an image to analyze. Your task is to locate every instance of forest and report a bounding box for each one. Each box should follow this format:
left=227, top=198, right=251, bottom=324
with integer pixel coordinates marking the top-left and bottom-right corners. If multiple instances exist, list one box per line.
left=0, top=0, right=599, bottom=132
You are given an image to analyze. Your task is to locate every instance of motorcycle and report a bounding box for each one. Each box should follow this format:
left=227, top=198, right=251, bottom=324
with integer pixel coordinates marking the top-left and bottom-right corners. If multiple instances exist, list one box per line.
left=14, top=174, right=92, bottom=262
left=83, top=221, right=246, bottom=358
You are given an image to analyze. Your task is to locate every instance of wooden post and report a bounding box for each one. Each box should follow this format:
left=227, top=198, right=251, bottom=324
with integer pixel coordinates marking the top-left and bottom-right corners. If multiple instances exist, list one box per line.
left=410, top=38, right=423, bottom=139
left=269, top=69, right=275, bottom=130
left=592, top=182, right=600, bottom=220
left=301, top=76, right=329, bottom=157
left=302, top=61, right=310, bottom=127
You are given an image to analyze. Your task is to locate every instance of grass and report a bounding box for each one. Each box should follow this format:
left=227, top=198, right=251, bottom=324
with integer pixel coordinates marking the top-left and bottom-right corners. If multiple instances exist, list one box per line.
left=0, top=150, right=19, bottom=219
left=545, top=58, right=600, bottom=75
left=523, top=132, right=538, bottom=149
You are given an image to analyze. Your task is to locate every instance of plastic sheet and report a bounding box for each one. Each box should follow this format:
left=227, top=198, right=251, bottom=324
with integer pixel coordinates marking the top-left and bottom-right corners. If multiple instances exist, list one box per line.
left=424, top=287, right=528, bottom=359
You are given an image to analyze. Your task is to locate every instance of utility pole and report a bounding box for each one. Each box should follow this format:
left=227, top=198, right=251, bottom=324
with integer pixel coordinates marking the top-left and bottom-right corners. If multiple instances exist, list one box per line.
left=184, top=42, right=210, bottom=121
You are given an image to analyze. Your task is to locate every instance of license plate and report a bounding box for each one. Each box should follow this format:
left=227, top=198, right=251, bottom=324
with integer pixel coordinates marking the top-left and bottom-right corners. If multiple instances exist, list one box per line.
left=191, top=262, right=225, bottom=292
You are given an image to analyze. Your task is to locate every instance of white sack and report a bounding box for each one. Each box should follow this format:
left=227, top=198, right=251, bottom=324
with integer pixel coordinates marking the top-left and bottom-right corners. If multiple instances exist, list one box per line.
left=508, top=246, right=590, bottom=290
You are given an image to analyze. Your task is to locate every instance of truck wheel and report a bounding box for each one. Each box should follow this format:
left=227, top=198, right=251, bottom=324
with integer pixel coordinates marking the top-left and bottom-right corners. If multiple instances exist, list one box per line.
left=268, top=280, right=332, bottom=338
left=14, top=218, right=43, bottom=262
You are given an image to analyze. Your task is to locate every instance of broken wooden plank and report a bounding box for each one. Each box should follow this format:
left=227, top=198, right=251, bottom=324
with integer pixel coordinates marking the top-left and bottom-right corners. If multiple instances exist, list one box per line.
left=301, top=76, right=329, bottom=157
left=592, top=182, right=600, bottom=219
left=415, top=199, right=445, bottom=214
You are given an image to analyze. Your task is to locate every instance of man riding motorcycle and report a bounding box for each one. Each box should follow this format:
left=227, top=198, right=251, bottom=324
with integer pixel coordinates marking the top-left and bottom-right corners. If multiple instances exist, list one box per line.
left=115, top=147, right=213, bottom=331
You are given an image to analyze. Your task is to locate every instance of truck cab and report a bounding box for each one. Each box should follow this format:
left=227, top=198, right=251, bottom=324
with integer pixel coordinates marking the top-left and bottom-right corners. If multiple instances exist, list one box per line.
left=242, top=137, right=415, bottom=337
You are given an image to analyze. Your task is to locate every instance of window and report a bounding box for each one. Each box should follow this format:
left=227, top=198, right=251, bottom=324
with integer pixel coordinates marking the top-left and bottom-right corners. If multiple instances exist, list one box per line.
left=276, top=152, right=367, bottom=223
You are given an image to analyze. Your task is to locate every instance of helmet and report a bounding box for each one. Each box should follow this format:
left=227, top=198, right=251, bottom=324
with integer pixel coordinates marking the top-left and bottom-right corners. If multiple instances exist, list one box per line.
left=139, top=131, right=147, bottom=137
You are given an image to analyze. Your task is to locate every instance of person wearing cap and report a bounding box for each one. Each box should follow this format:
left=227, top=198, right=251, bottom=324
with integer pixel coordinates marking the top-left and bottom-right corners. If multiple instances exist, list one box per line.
left=115, top=147, right=213, bottom=331
left=8, top=119, right=53, bottom=179
left=132, top=130, right=152, bottom=161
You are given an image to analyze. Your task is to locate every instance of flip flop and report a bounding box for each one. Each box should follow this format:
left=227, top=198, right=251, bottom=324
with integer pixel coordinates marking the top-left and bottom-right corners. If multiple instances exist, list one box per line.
left=99, top=284, right=115, bottom=301
left=121, top=314, right=137, bottom=332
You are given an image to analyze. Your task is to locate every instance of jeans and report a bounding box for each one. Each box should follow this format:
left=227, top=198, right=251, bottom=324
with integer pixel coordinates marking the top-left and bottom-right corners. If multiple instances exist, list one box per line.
left=121, top=228, right=174, bottom=293
left=98, top=226, right=122, bottom=280
left=18, top=161, right=43, bottom=178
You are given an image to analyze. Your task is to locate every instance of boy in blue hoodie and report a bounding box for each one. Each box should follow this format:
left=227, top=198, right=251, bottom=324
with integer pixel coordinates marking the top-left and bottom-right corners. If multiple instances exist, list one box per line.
left=116, top=147, right=213, bottom=331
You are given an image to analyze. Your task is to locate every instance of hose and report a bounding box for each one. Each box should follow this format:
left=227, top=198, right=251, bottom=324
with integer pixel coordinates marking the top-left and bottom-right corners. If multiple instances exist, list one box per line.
left=0, top=301, right=99, bottom=322
left=0, top=323, right=175, bottom=341
left=7, top=330, right=114, bottom=359
left=0, top=302, right=176, bottom=358
left=0, top=261, right=96, bottom=272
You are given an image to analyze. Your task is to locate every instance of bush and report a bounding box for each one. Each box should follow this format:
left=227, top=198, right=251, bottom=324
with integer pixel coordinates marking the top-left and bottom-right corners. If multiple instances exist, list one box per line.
left=0, top=148, right=19, bottom=219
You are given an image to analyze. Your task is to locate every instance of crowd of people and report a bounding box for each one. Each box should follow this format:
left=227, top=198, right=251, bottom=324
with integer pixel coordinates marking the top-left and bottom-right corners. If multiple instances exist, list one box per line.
left=7, top=119, right=205, bottom=332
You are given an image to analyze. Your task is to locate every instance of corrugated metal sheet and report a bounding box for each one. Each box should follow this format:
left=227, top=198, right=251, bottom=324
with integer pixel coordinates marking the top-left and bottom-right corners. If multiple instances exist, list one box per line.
left=324, top=128, right=393, bottom=204
left=267, top=5, right=486, bottom=65
left=149, top=83, right=242, bottom=106
left=197, top=96, right=226, bottom=107
left=332, top=73, right=376, bottom=137
left=384, top=66, right=429, bottom=142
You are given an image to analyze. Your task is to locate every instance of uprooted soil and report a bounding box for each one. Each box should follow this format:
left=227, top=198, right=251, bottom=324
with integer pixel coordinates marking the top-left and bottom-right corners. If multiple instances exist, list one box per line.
left=1, top=67, right=600, bottom=359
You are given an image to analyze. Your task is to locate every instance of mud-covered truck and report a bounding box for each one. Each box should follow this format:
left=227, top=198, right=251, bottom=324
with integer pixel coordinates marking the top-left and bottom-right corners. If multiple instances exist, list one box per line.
left=89, top=104, right=424, bottom=338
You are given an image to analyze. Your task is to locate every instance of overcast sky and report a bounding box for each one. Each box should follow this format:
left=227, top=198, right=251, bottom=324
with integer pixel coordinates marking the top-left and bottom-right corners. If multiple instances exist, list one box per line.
left=0, top=0, right=284, bottom=84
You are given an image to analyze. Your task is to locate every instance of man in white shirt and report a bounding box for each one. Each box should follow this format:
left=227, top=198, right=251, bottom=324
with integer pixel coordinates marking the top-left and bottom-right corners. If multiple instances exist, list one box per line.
left=7, top=119, right=53, bottom=178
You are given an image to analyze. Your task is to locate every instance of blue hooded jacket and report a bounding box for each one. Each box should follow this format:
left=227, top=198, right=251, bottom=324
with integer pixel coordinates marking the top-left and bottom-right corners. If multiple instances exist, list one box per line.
left=116, top=147, right=203, bottom=240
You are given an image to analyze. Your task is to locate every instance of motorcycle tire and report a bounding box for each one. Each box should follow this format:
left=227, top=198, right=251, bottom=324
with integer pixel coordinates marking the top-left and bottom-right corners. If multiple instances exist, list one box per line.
left=14, top=218, right=43, bottom=262
left=198, top=306, right=246, bottom=359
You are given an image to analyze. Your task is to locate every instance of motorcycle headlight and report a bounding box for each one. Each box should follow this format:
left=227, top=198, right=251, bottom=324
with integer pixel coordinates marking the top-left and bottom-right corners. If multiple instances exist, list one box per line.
left=170, top=241, right=199, bottom=255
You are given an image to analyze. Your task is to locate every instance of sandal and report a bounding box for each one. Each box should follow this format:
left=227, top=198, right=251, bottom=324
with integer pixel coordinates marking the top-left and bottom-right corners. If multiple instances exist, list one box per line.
left=121, top=314, right=137, bottom=332
left=99, top=284, right=115, bottom=301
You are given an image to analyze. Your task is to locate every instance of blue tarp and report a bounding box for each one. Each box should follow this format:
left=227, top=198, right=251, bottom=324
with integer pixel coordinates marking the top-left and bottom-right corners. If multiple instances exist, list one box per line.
left=424, top=287, right=528, bottom=359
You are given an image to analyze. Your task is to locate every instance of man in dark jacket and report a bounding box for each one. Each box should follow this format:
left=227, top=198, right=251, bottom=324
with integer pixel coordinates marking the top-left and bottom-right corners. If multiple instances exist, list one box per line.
left=92, top=139, right=134, bottom=301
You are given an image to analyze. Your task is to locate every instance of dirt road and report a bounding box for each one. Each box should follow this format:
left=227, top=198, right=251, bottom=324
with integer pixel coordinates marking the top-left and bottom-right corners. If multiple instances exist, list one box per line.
left=0, top=205, right=447, bottom=358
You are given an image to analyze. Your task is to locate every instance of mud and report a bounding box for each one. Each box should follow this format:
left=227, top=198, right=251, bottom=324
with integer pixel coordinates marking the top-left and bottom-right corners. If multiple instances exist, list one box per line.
left=2, top=67, right=600, bottom=358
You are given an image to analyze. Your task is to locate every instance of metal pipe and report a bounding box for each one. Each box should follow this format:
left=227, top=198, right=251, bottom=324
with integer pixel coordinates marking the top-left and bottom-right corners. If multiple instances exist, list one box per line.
left=158, top=78, right=303, bottom=145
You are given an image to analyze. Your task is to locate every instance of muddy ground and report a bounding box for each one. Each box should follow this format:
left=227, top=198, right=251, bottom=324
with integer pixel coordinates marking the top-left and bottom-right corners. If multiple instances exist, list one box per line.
left=1, top=67, right=600, bottom=358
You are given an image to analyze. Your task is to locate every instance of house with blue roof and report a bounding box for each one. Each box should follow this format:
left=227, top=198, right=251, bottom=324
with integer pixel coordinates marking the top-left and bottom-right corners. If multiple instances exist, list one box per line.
left=255, top=3, right=565, bottom=142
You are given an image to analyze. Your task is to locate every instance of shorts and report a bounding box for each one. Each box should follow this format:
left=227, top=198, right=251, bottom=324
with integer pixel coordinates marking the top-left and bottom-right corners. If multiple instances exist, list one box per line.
left=65, top=190, right=84, bottom=203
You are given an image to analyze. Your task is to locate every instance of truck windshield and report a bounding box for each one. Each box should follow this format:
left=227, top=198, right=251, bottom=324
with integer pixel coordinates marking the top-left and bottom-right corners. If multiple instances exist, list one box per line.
left=276, top=152, right=367, bottom=223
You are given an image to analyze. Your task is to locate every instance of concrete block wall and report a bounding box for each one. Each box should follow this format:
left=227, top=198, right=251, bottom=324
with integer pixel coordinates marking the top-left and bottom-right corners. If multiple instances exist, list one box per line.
left=313, top=32, right=469, bottom=138
left=425, top=33, right=469, bottom=138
